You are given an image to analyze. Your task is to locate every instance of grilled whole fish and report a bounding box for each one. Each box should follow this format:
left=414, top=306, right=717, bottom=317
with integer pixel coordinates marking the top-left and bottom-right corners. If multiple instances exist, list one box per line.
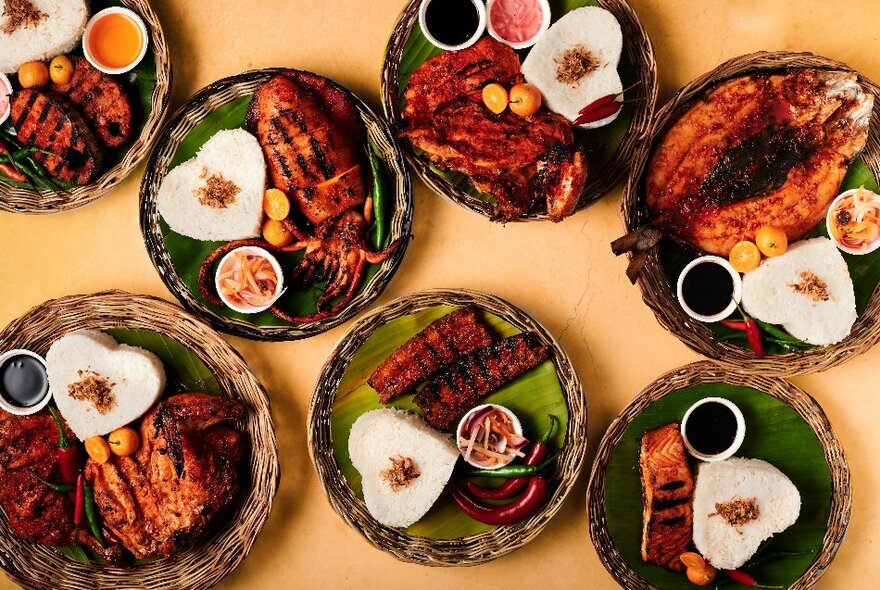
left=401, top=37, right=587, bottom=222
left=10, top=89, right=102, bottom=184
left=50, top=56, right=133, bottom=148
left=247, top=74, right=366, bottom=226
left=369, top=307, right=496, bottom=404
left=646, top=69, right=873, bottom=256
left=414, top=333, right=550, bottom=430
left=639, top=423, right=694, bottom=572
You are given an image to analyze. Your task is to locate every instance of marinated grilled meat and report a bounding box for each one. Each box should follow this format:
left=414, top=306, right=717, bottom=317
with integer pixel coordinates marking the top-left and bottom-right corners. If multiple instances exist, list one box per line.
left=0, top=411, right=124, bottom=563
left=10, top=88, right=102, bottom=184
left=85, top=393, right=245, bottom=559
left=639, top=423, right=694, bottom=572
left=247, top=74, right=366, bottom=226
left=645, top=69, right=873, bottom=256
left=401, top=37, right=587, bottom=222
left=369, top=307, right=496, bottom=403
left=50, top=56, right=133, bottom=148
left=414, top=333, right=550, bottom=430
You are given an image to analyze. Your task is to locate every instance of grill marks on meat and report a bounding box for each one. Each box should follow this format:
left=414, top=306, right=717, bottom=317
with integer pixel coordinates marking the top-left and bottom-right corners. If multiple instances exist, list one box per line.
left=401, top=37, right=587, bottom=222
left=639, top=423, right=694, bottom=572
left=369, top=307, right=497, bottom=403
left=11, top=89, right=102, bottom=184
left=85, top=394, right=245, bottom=559
left=646, top=69, right=874, bottom=255
left=50, top=56, right=133, bottom=148
left=414, top=333, right=550, bottom=430
left=247, top=74, right=366, bottom=225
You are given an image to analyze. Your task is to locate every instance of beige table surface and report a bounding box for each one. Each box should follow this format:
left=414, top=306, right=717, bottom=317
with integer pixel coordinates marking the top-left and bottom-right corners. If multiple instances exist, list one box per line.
left=1, top=0, right=878, bottom=588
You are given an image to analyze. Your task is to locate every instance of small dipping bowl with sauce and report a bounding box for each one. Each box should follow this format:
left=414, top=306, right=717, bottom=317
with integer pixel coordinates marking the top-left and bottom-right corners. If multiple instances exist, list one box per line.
left=419, top=0, right=487, bottom=51
left=827, top=187, right=880, bottom=256
left=0, top=349, right=51, bottom=416
left=677, top=255, right=743, bottom=323
left=681, top=397, right=746, bottom=462
left=456, top=404, right=525, bottom=469
left=486, top=0, right=551, bottom=50
left=0, top=73, right=11, bottom=126
left=83, top=7, right=149, bottom=75
left=215, top=246, right=285, bottom=314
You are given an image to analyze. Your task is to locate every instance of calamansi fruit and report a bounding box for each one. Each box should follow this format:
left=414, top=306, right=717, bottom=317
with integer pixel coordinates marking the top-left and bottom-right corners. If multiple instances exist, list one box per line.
left=49, top=55, right=74, bottom=85
left=482, top=83, right=508, bottom=114
left=263, top=188, right=290, bottom=221
left=108, top=427, right=140, bottom=457
left=85, top=436, right=112, bottom=464
left=18, top=61, right=49, bottom=88
left=755, top=225, right=789, bottom=257
left=729, top=240, right=762, bottom=272
left=509, top=83, right=542, bottom=117
left=263, top=219, right=293, bottom=247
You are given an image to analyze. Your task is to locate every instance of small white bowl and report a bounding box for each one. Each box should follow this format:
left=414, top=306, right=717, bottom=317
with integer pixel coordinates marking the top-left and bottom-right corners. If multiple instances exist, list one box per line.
left=215, top=246, right=285, bottom=314
left=418, top=0, right=486, bottom=52
left=82, top=7, right=149, bottom=75
left=826, top=188, right=880, bottom=256
left=486, top=0, right=551, bottom=50
left=0, top=349, right=52, bottom=416
left=677, top=256, right=743, bottom=323
left=681, top=397, right=746, bottom=462
left=456, top=404, right=523, bottom=469
left=0, top=73, right=11, bottom=126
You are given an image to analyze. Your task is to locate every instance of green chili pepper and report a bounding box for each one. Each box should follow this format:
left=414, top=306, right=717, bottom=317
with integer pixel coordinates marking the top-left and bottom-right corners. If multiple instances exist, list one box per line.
left=32, top=474, right=76, bottom=493
left=463, top=452, right=558, bottom=478
left=83, top=483, right=106, bottom=548
left=752, top=319, right=810, bottom=346
left=368, top=143, right=387, bottom=250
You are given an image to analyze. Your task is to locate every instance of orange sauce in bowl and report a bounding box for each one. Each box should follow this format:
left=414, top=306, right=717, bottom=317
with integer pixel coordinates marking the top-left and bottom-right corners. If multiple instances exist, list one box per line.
left=87, top=12, right=144, bottom=69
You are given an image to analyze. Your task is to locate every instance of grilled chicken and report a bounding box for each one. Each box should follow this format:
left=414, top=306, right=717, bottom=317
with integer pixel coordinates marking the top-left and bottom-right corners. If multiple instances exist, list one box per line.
left=414, top=333, right=550, bottom=430
left=646, top=69, right=873, bottom=256
left=50, top=56, right=133, bottom=148
left=401, top=37, right=587, bottom=222
left=247, top=74, right=366, bottom=226
left=369, top=307, right=496, bottom=403
left=85, top=394, right=244, bottom=559
left=10, top=89, right=102, bottom=184
left=639, top=423, right=694, bottom=572
left=0, top=411, right=124, bottom=563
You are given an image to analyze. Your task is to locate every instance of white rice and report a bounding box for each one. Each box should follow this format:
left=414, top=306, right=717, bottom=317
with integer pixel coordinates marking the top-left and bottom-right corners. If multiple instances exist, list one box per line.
left=693, top=457, right=801, bottom=570
left=46, top=330, right=166, bottom=440
left=157, top=129, right=267, bottom=241
left=522, top=6, right=623, bottom=129
left=348, top=409, right=459, bottom=528
left=742, top=237, right=857, bottom=345
left=0, top=0, right=88, bottom=73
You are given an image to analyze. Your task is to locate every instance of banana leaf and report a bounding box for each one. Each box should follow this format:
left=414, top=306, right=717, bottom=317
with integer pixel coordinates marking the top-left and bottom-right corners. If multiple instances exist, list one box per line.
left=330, top=305, right=568, bottom=539
left=602, top=383, right=830, bottom=589
left=660, top=158, right=880, bottom=355
left=54, top=328, right=220, bottom=564
left=0, top=0, right=158, bottom=191
left=397, top=0, right=634, bottom=206
left=159, top=95, right=393, bottom=326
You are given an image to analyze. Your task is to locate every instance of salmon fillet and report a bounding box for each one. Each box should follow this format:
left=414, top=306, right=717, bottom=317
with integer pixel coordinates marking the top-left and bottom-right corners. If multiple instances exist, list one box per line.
left=369, top=307, right=496, bottom=403
left=639, top=423, right=694, bottom=572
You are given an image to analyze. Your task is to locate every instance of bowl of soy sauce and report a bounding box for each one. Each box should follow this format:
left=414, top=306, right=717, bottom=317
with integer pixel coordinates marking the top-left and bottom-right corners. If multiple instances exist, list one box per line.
left=0, top=349, right=51, bottom=416
left=676, top=255, right=743, bottom=323
left=681, top=397, right=745, bottom=462
left=419, top=0, right=487, bottom=51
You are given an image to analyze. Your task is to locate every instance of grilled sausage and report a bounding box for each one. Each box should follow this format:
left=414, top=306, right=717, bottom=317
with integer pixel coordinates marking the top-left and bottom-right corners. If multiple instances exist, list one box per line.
left=10, top=89, right=101, bottom=185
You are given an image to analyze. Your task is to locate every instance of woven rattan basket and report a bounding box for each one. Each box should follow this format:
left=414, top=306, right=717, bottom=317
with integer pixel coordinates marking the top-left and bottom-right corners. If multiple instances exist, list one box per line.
left=381, top=0, right=657, bottom=221
left=621, top=51, right=880, bottom=375
left=308, top=288, right=587, bottom=565
left=140, top=68, right=413, bottom=341
left=0, top=291, right=279, bottom=590
left=587, top=361, right=850, bottom=590
left=0, top=0, right=173, bottom=214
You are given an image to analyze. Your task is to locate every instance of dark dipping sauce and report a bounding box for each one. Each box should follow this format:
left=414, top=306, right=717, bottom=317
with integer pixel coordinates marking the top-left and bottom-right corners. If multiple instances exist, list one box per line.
left=686, top=401, right=738, bottom=456
left=0, top=355, right=49, bottom=408
left=424, top=0, right=480, bottom=46
left=681, top=261, right=734, bottom=317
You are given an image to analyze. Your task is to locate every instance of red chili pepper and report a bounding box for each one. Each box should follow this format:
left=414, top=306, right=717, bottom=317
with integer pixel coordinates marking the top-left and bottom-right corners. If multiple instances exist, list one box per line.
left=0, top=163, right=25, bottom=183
left=721, top=319, right=748, bottom=331
left=48, top=406, right=82, bottom=500
left=574, top=100, right=622, bottom=125
left=466, top=415, right=557, bottom=501
left=744, top=318, right=765, bottom=359
left=723, top=569, right=782, bottom=588
left=449, top=476, right=548, bottom=526
left=73, top=474, right=84, bottom=527
left=578, top=93, right=618, bottom=114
